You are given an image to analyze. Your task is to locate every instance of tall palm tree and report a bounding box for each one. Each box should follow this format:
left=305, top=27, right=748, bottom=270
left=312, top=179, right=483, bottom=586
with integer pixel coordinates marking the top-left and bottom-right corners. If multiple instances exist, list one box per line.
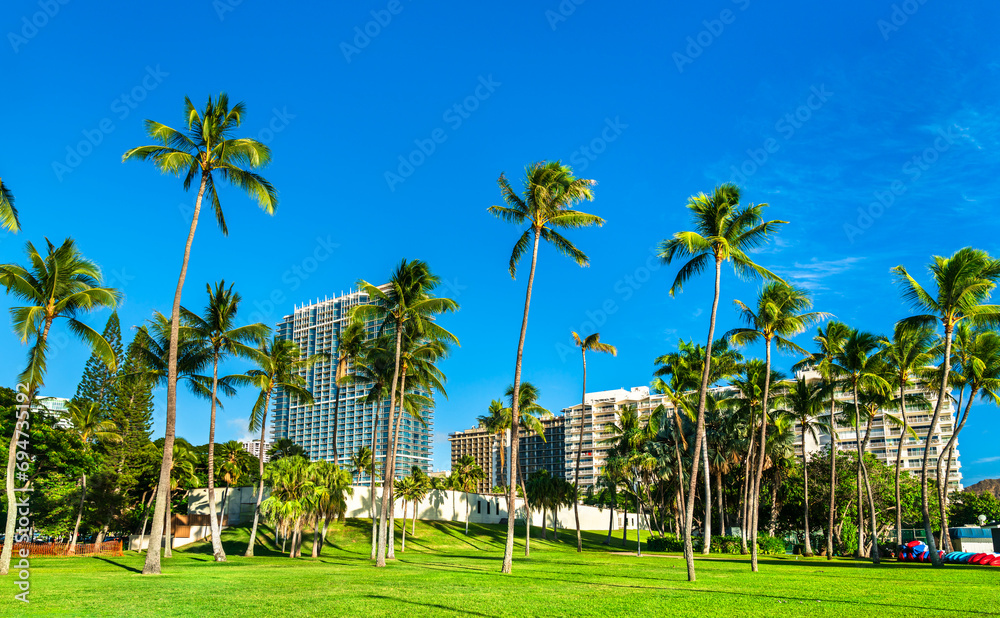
left=63, top=401, right=121, bottom=555
left=935, top=326, right=1000, bottom=543
left=659, top=183, right=785, bottom=581
left=570, top=332, right=617, bottom=552
left=878, top=323, right=937, bottom=548
left=795, top=320, right=851, bottom=559
left=331, top=322, right=366, bottom=465
left=489, top=160, right=602, bottom=573
left=0, top=238, right=120, bottom=575
left=776, top=378, right=827, bottom=556
left=183, top=280, right=268, bottom=562
left=231, top=336, right=326, bottom=557
left=354, top=260, right=458, bottom=567
left=123, top=93, right=277, bottom=576
left=892, top=247, right=1000, bottom=566
left=726, top=281, right=826, bottom=572
left=454, top=454, right=486, bottom=535
left=351, top=446, right=374, bottom=486
left=0, top=177, right=19, bottom=232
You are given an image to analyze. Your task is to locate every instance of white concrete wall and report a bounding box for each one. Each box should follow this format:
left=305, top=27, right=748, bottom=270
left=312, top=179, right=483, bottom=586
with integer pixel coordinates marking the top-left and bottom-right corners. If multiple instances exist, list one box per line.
left=127, top=525, right=213, bottom=551
left=188, top=486, right=620, bottom=531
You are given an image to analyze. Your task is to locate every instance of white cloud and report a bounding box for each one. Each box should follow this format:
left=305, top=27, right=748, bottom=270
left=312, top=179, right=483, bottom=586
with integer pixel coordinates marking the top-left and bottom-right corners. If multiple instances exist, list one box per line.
left=774, top=257, right=864, bottom=291
left=973, top=455, right=1000, bottom=465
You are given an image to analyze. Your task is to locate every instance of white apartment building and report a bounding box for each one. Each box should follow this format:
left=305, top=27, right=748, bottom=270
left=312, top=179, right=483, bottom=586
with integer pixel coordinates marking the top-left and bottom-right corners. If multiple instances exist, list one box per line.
left=562, top=373, right=963, bottom=492
left=240, top=439, right=271, bottom=464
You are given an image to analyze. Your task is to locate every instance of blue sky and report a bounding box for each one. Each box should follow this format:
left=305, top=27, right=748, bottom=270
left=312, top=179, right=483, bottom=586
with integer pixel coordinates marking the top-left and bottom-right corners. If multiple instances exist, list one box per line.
left=2, top=1, right=998, bottom=484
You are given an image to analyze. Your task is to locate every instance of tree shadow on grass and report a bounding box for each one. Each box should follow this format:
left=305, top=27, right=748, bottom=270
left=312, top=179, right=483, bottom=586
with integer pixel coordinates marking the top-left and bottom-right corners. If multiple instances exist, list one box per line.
left=93, top=557, right=141, bottom=574
left=365, top=594, right=492, bottom=617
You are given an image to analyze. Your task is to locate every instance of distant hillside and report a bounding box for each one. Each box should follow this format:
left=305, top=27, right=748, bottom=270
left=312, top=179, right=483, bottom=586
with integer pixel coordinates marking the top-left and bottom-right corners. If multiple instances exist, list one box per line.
left=966, top=478, right=1000, bottom=499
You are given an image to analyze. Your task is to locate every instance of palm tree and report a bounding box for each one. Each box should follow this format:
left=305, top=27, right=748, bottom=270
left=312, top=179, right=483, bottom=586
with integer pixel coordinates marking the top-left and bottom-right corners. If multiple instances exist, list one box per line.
left=408, top=466, right=431, bottom=537
left=123, top=93, right=277, bottom=576
left=570, top=332, right=617, bottom=552
left=0, top=238, right=120, bottom=575
left=935, top=326, right=1000, bottom=543
left=489, top=161, right=602, bottom=573
left=231, top=336, right=326, bottom=557
left=63, top=401, right=121, bottom=554
left=892, top=247, right=1000, bottom=566
left=726, top=281, right=827, bottom=572
left=354, top=259, right=458, bottom=567
left=0, top=177, right=19, bottom=232
left=183, top=280, right=268, bottom=562
left=260, top=456, right=313, bottom=558
left=330, top=321, right=365, bottom=465
left=796, top=320, right=851, bottom=559
left=878, top=323, right=937, bottom=548
left=309, top=461, right=353, bottom=557
left=776, top=378, right=827, bottom=556
left=394, top=475, right=417, bottom=551
left=217, top=440, right=252, bottom=526
left=835, top=329, right=889, bottom=562
left=268, top=439, right=309, bottom=461
left=477, top=399, right=509, bottom=491
left=659, top=183, right=785, bottom=581
left=351, top=446, right=374, bottom=486
left=454, top=454, right=486, bottom=535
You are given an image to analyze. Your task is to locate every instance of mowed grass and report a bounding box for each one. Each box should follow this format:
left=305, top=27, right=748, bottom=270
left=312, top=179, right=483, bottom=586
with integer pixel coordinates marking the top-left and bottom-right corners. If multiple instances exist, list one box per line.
left=2, top=520, right=998, bottom=617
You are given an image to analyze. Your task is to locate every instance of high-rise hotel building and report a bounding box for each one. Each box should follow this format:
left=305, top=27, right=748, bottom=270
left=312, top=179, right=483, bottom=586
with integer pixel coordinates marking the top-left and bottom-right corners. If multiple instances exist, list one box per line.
left=270, top=287, right=433, bottom=481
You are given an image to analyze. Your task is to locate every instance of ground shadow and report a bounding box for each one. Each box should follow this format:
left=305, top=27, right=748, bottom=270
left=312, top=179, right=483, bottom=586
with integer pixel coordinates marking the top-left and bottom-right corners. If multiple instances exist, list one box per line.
left=365, top=594, right=492, bottom=617
left=94, top=557, right=141, bottom=574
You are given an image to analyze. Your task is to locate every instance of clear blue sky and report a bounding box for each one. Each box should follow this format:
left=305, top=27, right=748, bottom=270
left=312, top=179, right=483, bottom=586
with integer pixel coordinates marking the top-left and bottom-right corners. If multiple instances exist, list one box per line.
left=2, top=1, right=998, bottom=484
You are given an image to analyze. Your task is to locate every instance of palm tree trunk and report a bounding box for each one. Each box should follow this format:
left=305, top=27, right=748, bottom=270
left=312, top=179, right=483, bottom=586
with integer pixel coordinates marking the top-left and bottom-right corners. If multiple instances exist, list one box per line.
left=244, top=390, right=272, bottom=557
left=739, top=430, right=753, bottom=555
left=164, top=497, right=173, bottom=558
left=937, top=388, right=971, bottom=552
left=768, top=471, right=780, bottom=537
left=573, top=349, right=587, bottom=552
left=68, top=472, right=87, bottom=555
left=208, top=355, right=226, bottom=562
left=312, top=523, right=321, bottom=558
left=332, top=382, right=341, bottom=466
left=702, top=439, right=712, bottom=554
left=320, top=515, right=330, bottom=556
left=605, top=499, right=614, bottom=545
left=853, top=385, right=866, bottom=558
left=401, top=500, right=407, bottom=551
left=376, top=326, right=404, bottom=567
left=622, top=502, right=628, bottom=546
left=894, top=376, right=909, bottom=548
left=803, top=449, right=813, bottom=556
left=138, top=487, right=155, bottom=553
left=859, top=411, right=880, bottom=564
left=541, top=504, right=547, bottom=541
left=717, top=470, right=725, bottom=537
left=921, top=324, right=953, bottom=567
left=683, top=256, right=722, bottom=582
left=1, top=329, right=49, bottom=574
left=827, top=391, right=838, bottom=560
left=502, top=229, right=540, bottom=574
left=387, top=369, right=408, bottom=560
left=750, top=338, right=774, bottom=573
left=219, top=483, right=230, bottom=530
left=143, top=171, right=207, bottom=575
left=368, top=400, right=379, bottom=560
left=466, top=493, right=472, bottom=535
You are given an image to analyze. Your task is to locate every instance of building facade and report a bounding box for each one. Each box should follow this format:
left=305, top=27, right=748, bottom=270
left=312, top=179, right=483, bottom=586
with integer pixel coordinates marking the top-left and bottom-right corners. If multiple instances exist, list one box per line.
left=519, top=414, right=566, bottom=481
left=240, top=439, right=271, bottom=464
left=448, top=426, right=496, bottom=494
left=270, top=287, right=433, bottom=481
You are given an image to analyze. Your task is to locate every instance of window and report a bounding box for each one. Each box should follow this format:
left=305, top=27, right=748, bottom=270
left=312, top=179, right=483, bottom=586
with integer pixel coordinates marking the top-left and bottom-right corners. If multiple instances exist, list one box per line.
left=487, top=502, right=491, bottom=515
left=477, top=501, right=482, bottom=514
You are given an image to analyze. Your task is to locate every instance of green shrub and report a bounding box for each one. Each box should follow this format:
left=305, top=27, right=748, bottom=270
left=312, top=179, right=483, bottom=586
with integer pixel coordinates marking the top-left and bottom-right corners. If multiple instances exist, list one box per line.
left=645, top=533, right=786, bottom=554
left=756, top=534, right=787, bottom=555
left=645, top=534, right=684, bottom=552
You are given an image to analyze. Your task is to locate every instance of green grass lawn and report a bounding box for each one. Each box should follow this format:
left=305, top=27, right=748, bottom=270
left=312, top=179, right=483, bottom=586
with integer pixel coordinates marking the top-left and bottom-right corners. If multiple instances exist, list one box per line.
left=2, top=520, right=997, bottom=617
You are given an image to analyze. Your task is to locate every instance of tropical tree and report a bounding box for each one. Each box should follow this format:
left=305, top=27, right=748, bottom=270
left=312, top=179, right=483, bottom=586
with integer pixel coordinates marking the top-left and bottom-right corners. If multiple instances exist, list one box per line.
left=489, top=160, right=602, bottom=574
left=260, top=456, right=313, bottom=558
left=570, top=332, right=617, bottom=552
left=726, top=281, right=826, bottom=572
left=454, top=454, right=486, bottom=535
left=775, top=377, right=827, bottom=556
left=62, top=401, right=121, bottom=554
left=332, top=322, right=366, bottom=464
left=878, top=323, right=937, bottom=547
left=659, top=183, right=785, bottom=581
left=892, top=247, right=1000, bottom=566
left=123, top=93, right=277, bottom=576
left=216, top=440, right=253, bottom=525
left=354, top=259, right=458, bottom=567
left=477, top=399, right=509, bottom=491
left=268, top=439, right=308, bottom=461
left=0, top=177, right=18, bottom=232
left=0, top=238, right=120, bottom=575
left=796, top=320, right=851, bottom=559
left=351, top=446, right=374, bottom=486
left=309, top=461, right=353, bottom=557
left=231, top=336, right=326, bottom=557
left=183, top=280, right=267, bottom=562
